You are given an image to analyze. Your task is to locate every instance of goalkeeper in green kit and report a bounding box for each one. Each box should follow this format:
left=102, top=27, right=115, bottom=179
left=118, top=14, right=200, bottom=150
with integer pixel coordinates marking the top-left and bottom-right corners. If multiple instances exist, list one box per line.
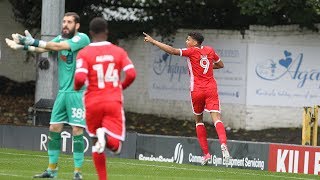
left=5, top=12, right=90, bottom=180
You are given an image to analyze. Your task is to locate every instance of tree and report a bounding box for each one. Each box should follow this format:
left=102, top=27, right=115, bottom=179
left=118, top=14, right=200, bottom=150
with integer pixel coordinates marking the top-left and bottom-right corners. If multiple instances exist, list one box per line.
left=237, top=0, right=320, bottom=29
left=9, top=0, right=320, bottom=42
left=9, top=0, right=42, bottom=33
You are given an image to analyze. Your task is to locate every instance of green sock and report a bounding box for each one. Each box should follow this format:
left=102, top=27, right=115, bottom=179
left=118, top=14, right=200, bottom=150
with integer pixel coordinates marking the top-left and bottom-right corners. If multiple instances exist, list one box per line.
left=73, top=134, right=84, bottom=169
left=48, top=131, right=61, bottom=165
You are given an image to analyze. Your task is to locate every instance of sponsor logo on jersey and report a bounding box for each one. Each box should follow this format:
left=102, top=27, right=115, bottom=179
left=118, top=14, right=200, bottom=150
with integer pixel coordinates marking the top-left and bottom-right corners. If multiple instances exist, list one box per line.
left=60, top=54, right=73, bottom=64
left=60, top=55, right=67, bottom=61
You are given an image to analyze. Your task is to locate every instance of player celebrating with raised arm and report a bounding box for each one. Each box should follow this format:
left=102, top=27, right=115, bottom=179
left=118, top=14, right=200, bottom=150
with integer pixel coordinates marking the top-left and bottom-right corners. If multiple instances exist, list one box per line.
left=5, top=12, right=90, bottom=179
left=143, top=32, right=230, bottom=165
left=74, top=17, right=136, bottom=180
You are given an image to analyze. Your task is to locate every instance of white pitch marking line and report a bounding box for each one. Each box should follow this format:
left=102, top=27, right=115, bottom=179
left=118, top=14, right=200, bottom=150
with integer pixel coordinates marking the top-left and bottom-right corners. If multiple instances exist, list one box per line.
left=0, top=151, right=316, bottom=180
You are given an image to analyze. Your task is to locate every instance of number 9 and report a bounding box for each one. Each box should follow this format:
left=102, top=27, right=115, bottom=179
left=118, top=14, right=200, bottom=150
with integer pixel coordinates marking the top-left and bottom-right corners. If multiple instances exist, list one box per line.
left=200, top=58, right=209, bottom=74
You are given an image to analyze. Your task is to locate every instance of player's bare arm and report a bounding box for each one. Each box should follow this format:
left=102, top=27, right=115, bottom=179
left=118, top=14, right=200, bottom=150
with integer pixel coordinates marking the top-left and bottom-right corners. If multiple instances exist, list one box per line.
left=6, top=39, right=50, bottom=53
left=214, top=60, right=224, bottom=69
left=44, top=41, right=71, bottom=51
left=6, top=30, right=71, bottom=53
left=5, top=37, right=48, bottom=53
left=143, top=32, right=180, bottom=55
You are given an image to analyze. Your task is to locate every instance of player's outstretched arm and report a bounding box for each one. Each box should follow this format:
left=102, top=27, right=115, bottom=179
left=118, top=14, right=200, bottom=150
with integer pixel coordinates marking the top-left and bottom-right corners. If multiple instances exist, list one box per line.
left=5, top=38, right=48, bottom=53
left=42, top=41, right=71, bottom=51
left=15, top=30, right=71, bottom=52
left=143, top=32, right=180, bottom=55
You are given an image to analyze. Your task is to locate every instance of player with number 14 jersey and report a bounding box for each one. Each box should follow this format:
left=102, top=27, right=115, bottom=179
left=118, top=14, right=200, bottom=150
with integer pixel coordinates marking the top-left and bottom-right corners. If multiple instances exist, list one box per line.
left=75, top=41, right=135, bottom=141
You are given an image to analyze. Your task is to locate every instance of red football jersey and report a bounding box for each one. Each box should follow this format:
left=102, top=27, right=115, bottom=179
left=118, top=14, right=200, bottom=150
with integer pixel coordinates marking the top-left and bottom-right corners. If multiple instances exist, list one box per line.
left=179, top=46, right=220, bottom=91
left=75, top=41, right=134, bottom=102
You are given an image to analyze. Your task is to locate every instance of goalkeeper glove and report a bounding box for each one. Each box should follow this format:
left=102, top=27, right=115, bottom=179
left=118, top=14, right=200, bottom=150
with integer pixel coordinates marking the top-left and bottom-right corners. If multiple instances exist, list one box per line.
left=13, top=30, right=47, bottom=48
left=5, top=38, right=35, bottom=51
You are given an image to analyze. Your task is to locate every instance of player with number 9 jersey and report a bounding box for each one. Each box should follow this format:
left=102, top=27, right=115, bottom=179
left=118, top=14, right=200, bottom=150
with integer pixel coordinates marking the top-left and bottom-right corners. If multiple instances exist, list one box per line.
left=179, top=46, right=221, bottom=115
left=143, top=31, right=230, bottom=166
left=180, top=46, right=220, bottom=92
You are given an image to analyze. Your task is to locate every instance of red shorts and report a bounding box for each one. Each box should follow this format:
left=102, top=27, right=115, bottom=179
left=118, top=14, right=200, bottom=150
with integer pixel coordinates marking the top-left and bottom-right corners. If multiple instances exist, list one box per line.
left=190, top=89, right=220, bottom=115
left=85, top=100, right=125, bottom=141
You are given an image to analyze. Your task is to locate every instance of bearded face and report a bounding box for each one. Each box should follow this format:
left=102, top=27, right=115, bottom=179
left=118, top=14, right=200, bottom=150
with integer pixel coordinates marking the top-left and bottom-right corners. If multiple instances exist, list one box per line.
left=61, top=26, right=76, bottom=39
left=61, top=16, right=78, bottom=39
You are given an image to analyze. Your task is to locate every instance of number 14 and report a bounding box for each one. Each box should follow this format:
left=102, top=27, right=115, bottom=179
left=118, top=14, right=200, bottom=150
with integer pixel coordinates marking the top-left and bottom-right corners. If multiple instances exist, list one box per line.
left=93, top=63, right=119, bottom=88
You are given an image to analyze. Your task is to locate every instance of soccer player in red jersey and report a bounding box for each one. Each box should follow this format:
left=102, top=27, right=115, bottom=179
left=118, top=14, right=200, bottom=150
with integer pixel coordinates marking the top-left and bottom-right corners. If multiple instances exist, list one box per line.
left=143, top=32, right=230, bottom=165
left=74, top=17, right=136, bottom=180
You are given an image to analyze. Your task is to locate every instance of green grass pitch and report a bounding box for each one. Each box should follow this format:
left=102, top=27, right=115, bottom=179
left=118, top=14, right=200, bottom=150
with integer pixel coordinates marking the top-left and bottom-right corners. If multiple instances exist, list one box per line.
left=0, top=148, right=317, bottom=180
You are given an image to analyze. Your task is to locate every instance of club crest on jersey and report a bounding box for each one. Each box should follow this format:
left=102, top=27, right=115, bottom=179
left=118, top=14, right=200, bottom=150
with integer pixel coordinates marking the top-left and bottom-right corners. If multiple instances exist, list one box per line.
left=72, top=35, right=81, bottom=43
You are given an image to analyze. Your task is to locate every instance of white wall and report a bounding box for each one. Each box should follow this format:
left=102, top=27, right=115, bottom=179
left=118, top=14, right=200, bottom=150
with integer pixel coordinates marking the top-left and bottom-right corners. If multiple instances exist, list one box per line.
left=1, top=2, right=319, bottom=131
left=0, top=0, right=36, bottom=82
left=120, top=26, right=320, bottom=130
left=245, top=25, right=320, bottom=129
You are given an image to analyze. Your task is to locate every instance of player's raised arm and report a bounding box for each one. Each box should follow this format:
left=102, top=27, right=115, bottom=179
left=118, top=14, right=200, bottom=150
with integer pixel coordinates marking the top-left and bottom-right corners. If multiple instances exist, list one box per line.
left=143, top=32, right=180, bottom=55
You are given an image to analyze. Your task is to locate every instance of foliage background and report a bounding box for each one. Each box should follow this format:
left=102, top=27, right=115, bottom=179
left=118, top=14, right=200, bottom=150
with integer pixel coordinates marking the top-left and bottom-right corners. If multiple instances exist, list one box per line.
left=9, top=0, right=320, bottom=43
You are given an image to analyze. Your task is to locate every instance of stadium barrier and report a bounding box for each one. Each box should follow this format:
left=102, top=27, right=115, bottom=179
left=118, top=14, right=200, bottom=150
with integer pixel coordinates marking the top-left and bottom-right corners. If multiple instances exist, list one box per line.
left=32, top=98, right=54, bottom=126
left=0, top=124, right=320, bottom=175
left=302, top=105, right=319, bottom=146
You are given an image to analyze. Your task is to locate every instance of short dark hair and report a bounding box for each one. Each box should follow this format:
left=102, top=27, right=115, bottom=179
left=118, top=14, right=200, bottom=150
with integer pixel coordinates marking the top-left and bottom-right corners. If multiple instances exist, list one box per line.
left=64, top=12, right=80, bottom=24
left=89, top=17, right=108, bottom=34
left=188, top=32, right=204, bottom=45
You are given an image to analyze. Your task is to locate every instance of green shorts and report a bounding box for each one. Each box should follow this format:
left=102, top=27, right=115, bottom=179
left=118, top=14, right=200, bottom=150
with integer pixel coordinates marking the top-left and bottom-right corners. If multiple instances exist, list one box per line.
left=50, top=91, right=86, bottom=128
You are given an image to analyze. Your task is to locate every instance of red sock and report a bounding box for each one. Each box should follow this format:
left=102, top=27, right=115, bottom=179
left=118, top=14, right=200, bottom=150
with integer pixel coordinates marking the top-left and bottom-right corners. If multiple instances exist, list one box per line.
left=196, top=123, right=209, bottom=155
left=106, top=135, right=120, bottom=152
left=92, top=148, right=107, bottom=180
left=215, top=120, right=227, bottom=145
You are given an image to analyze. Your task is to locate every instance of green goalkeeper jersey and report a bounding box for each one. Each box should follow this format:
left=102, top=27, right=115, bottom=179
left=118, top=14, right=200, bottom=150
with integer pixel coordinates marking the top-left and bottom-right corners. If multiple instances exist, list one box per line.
left=51, top=32, right=90, bottom=92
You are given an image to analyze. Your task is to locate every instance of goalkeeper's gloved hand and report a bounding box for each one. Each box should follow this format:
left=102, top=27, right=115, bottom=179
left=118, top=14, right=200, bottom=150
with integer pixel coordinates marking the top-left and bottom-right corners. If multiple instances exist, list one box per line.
left=5, top=38, right=35, bottom=51
left=5, top=38, right=24, bottom=50
left=12, top=30, right=35, bottom=46
left=12, top=30, right=47, bottom=48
